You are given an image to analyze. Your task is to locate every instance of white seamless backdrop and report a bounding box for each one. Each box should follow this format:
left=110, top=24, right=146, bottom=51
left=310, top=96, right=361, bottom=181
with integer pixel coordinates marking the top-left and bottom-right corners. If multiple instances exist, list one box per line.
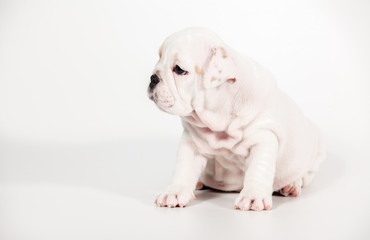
left=0, top=0, right=368, bottom=144
left=0, top=0, right=369, bottom=239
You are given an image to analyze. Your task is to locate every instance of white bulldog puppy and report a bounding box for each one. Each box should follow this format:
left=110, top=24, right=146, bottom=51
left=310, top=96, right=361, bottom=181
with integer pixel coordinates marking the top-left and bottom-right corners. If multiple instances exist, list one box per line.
left=148, top=28, right=325, bottom=211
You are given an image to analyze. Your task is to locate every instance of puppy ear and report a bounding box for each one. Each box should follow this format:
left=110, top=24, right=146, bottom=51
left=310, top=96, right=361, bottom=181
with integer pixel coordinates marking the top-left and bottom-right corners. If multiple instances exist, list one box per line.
left=158, top=43, right=163, bottom=58
left=203, top=47, right=236, bottom=88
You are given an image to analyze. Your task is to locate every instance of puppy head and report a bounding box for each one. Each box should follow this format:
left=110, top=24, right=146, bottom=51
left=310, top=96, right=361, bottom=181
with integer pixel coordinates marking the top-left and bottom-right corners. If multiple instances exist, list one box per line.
left=148, top=28, right=237, bottom=116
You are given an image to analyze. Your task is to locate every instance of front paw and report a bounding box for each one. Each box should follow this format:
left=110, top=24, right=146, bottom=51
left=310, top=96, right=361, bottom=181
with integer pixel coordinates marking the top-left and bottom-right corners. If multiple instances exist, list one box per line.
left=155, top=185, right=195, bottom=208
left=234, top=187, right=272, bottom=211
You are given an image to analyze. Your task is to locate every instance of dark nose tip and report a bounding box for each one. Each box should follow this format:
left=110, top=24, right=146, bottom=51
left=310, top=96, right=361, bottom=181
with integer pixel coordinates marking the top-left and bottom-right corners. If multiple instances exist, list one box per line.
left=149, top=74, right=160, bottom=92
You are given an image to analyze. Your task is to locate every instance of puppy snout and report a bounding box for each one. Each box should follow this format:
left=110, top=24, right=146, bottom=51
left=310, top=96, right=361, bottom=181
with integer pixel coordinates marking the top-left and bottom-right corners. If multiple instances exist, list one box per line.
left=149, top=74, right=160, bottom=93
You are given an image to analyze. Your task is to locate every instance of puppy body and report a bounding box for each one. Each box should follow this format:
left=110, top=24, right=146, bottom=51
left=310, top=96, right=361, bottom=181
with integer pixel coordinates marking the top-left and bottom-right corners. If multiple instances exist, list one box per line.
left=149, top=28, right=325, bottom=210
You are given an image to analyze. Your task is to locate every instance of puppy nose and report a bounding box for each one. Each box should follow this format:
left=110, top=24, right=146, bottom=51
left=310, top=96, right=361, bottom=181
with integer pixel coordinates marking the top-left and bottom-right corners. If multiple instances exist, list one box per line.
left=149, top=74, right=160, bottom=92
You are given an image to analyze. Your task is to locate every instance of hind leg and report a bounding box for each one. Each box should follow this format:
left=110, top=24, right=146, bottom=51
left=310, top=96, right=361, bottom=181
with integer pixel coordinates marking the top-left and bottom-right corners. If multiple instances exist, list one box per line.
left=279, top=165, right=319, bottom=197
left=279, top=165, right=320, bottom=197
left=280, top=158, right=322, bottom=197
left=280, top=135, right=325, bottom=197
left=302, top=148, right=324, bottom=188
left=301, top=168, right=317, bottom=187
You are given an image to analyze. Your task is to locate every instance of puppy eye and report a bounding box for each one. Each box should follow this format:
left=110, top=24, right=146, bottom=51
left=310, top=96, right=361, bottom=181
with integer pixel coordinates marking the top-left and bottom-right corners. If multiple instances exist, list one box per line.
left=173, top=65, right=188, bottom=75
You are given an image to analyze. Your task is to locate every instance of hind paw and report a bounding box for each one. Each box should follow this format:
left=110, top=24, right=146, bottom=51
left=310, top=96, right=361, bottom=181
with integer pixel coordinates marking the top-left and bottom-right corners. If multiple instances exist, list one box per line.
left=279, top=179, right=302, bottom=197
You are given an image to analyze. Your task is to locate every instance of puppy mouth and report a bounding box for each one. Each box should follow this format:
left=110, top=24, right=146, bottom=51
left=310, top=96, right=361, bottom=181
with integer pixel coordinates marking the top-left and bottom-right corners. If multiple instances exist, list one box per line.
left=150, top=92, right=175, bottom=110
left=148, top=93, right=155, bottom=101
left=147, top=90, right=157, bottom=103
left=147, top=87, right=155, bottom=101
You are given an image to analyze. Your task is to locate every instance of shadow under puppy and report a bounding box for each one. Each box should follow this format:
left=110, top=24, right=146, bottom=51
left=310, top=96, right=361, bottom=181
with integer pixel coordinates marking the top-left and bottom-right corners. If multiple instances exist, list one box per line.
left=148, top=28, right=325, bottom=211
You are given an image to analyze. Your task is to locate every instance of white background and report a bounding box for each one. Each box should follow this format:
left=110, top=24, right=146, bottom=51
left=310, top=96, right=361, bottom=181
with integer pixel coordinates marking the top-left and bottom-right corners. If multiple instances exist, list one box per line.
left=0, top=0, right=369, bottom=239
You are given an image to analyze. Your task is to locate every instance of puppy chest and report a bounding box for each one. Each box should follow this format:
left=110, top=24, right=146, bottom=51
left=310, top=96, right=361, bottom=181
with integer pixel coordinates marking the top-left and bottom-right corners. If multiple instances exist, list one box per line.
left=189, top=126, right=250, bottom=154
left=193, top=134, right=251, bottom=160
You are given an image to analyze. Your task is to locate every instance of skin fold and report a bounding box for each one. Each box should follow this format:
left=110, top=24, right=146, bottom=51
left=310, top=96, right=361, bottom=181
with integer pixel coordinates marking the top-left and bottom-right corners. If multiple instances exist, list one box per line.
left=148, top=28, right=325, bottom=211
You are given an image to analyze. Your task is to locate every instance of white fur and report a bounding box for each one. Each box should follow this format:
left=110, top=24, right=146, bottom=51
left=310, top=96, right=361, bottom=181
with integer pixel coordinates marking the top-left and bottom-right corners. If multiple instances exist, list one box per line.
left=149, top=28, right=325, bottom=211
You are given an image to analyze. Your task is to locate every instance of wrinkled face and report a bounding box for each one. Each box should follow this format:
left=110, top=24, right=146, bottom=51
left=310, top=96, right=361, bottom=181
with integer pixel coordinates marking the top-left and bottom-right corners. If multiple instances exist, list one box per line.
left=148, top=28, right=236, bottom=116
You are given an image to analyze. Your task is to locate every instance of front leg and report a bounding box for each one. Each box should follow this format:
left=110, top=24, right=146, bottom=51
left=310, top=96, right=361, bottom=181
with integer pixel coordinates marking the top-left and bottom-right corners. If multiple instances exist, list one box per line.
left=155, top=132, right=207, bottom=208
left=234, top=130, right=278, bottom=211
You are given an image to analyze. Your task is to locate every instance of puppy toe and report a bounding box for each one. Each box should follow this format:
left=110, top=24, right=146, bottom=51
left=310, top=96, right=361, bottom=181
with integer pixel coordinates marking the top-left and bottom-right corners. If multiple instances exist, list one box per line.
left=195, top=181, right=204, bottom=190
left=262, top=198, right=272, bottom=210
left=177, top=192, right=194, bottom=207
left=280, top=184, right=294, bottom=196
left=251, top=199, right=264, bottom=211
left=235, top=197, right=252, bottom=211
left=155, top=193, right=168, bottom=207
left=166, top=194, right=178, bottom=208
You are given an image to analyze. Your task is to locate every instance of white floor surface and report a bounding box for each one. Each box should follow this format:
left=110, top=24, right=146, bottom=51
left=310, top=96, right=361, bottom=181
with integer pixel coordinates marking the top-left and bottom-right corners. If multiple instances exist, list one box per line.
left=1, top=136, right=369, bottom=240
